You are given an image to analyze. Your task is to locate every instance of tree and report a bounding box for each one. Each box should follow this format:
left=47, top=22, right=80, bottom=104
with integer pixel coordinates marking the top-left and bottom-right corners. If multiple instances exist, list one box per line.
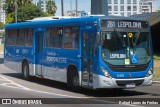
left=6, top=13, right=14, bottom=24
left=4, top=0, right=33, bottom=14
left=3, top=0, right=14, bottom=14
left=0, top=22, right=4, bottom=28
left=11, top=4, right=47, bottom=23
left=17, top=0, right=32, bottom=7
left=0, top=0, right=4, bottom=12
left=46, top=0, right=57, bottom=15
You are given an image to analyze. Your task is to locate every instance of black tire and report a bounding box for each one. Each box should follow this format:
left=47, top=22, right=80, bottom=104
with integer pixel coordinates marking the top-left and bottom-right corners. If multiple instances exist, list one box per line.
left=69, top=70, right=81, bottom=91
left=22, top=62, right=30, bottom=80
left=113, top=88, right=124, bottom=91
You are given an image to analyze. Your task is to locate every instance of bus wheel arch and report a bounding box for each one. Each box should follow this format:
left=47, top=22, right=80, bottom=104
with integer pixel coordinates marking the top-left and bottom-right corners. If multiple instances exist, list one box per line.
left=22, top=59, right=30, bottom=80
left=67, top=64, right=80, bottom=90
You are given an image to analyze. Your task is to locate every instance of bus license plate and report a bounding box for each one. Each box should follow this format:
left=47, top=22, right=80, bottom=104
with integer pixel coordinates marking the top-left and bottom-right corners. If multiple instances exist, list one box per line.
left=126, top=83, right=135, bottom=88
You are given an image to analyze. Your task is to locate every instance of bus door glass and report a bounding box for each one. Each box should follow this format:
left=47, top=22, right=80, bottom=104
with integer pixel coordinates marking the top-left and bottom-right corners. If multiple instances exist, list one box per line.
left=35, top=31, right=44, bottom=76
left=82, top=31, right=94, bottom=86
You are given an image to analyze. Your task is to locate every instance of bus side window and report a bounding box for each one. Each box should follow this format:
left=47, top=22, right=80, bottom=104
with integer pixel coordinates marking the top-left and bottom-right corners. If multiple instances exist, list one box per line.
left=63, top=26, right=79, bottom=49
left=6, top=29, right=16, bottom=45
left=63, top=27, right=72, bottom=48
left=57, top=28, right=63, bottom=48
left=83, top=32, right=88, bottom=56
left=25, top=28, right=33, bottom=47
left=47, top=27, right=63, bottom=48
left=73, top=27, right=79, bottom=49
left=16, top=29, right=25, bottom=46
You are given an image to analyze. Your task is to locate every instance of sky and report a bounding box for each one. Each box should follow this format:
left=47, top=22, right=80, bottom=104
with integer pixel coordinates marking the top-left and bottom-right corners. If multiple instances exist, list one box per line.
left=33, top=0, right=160, bottom=16
left=158, top=0, right=160, bottom=8
left=33, top=0, right=91, bottom=16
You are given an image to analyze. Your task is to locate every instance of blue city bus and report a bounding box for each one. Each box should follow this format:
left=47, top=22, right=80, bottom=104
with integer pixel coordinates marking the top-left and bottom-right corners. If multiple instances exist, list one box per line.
left=4, top=16, right=153, bottom=89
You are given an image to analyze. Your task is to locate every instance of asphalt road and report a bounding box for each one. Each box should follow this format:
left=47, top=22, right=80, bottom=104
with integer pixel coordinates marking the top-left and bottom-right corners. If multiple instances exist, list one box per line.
left=0, top=55, right=160, bottom=107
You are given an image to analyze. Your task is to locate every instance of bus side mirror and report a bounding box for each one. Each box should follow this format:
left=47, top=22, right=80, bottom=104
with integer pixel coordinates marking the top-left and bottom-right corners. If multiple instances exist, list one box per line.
left=96, top=32, right=101, bottom=45
left=94, top=32, right=100, bottom=56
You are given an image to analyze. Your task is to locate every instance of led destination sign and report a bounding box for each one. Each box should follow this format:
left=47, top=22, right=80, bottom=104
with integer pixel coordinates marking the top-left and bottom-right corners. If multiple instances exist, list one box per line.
left=101, top=20, right=149, bottom=29
left=118, top=21, right=141, bottom=28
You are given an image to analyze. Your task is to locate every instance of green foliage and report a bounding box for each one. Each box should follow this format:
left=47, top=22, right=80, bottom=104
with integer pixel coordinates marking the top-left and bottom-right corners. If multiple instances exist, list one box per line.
left=12, top=4, right=47, bottom=23
left=0, top=21, right=4, bottom=30
left=4, top=0, right=33, bottom=14
left=17, top=0, right=32, bottom=7
left=0, top=22, right=4, bottom=27
left=0, top=32, right=4, bottom=38
left=6, top=13, right=14, bottom=24
left=3, top=0, right=14, bottom=14
left=46, top=0, right=57, bottom=15
left=46, top=13, right=54, bottom=17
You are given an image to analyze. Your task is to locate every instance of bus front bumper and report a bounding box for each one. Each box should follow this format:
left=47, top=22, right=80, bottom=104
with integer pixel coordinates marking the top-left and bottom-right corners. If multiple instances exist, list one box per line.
left=95, top=74, right=152, bottom=89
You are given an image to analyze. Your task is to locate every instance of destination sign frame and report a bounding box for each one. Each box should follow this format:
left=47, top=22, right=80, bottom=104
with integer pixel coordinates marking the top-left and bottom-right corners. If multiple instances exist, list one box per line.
left=101, top=20, right=149, bottom=29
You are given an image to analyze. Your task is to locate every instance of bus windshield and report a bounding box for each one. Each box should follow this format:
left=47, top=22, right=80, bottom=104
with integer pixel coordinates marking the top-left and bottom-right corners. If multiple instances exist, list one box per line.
left=101, top=30, right=152, bottom=65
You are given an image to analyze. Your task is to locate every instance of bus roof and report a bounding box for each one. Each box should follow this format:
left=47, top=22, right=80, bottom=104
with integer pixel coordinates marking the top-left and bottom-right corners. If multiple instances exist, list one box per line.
left=99, top=16, right=147, bottom=21
left=6, top=16, right=147, bottom=29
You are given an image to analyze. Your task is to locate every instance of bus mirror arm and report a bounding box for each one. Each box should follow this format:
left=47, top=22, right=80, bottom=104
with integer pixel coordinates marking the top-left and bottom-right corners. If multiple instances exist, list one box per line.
left=33, top=51, right=36, bottom=55
left=97, top=44, right=101, bottom=57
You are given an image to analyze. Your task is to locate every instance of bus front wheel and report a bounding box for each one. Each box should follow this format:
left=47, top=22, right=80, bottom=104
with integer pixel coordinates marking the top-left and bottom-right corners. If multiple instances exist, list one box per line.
left=22, top=62, right=30, bottom=80
left=69, top=70, right=81, bottom=91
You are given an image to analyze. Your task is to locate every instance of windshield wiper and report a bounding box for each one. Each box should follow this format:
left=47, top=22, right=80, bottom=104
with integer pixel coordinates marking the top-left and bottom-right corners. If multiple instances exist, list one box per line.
left=133, top=31, right=140, bottom=46
left=114, top=29, right=126, bottom=47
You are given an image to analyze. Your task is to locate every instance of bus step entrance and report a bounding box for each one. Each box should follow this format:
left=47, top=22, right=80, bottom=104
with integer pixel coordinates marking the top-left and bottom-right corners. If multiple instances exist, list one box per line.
left=35, top=75, right=43, bottom=78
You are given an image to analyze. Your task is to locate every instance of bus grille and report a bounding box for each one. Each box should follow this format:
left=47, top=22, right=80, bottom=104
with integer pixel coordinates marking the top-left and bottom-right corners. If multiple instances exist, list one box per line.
left=116, top=79, right=144, bottom=86
left=107, top=61, right=150, bottom=72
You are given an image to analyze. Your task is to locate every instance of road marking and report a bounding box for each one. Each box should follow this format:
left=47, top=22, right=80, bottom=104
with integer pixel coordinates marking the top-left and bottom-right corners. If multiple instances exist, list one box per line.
left=0, top=75, right=30, bottom=90
left=0, top=79, right=9, bottom=81
left=0, top=74, right=82, bottom=98
left=0, top=75, right=148, bottom=106
left=29, top=89, right=82, bottom=98
left=1, top=83, right=29, bottom=89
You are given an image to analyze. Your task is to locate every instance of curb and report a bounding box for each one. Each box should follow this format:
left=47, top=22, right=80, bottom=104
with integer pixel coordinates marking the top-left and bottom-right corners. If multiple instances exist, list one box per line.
left=153, top=81, right=160, bottom=84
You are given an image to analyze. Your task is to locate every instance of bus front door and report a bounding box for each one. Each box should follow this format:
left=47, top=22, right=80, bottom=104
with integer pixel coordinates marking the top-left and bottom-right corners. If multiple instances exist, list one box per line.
left=34, top=32, right=44, bottom=76
left=81, top=31, right=94, bottom=87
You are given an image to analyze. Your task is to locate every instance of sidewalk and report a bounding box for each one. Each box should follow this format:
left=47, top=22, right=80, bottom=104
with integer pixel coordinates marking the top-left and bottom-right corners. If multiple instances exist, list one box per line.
left=153, top=78, right=160, bottom=84
left=153, top=81, right=160, bottom=84
left=0, top=44, right=4, bottom=55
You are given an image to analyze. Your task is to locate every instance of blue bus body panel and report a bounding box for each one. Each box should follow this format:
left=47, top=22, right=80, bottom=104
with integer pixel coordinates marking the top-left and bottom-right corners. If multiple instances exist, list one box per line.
left=5, top=46, right=15, bottom=62
left=5, top=46, right=33, bottom=63
left=98, top=58, right=153, bottom=79
left=43, top=48, right=80, bottom=71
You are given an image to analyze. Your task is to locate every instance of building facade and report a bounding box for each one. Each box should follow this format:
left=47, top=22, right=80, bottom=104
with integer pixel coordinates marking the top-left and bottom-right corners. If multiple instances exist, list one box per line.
left=108, top=0, right=158, bottom=17
left=0, top=0, right=5, bottom=24
left=140, top=0, right=158, bottom=13
left=37, top=0, right=49, bottom=13
left=91, top=0, right=108, bottom=16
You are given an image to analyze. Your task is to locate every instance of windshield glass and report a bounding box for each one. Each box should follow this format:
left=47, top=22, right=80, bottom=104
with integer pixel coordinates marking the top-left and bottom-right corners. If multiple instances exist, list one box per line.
left=101, top=30, right=152, bottom=65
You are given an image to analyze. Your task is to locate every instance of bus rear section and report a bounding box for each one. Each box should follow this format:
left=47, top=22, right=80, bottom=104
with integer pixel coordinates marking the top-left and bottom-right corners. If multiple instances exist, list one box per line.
left=94, top=19, right=153, bottom=89
left=4, top=28, right=34, bottom=74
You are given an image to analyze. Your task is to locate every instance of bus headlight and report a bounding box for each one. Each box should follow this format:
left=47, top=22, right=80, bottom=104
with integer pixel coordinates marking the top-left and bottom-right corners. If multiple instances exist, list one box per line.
left=146, top=67, right=153, bottom=77
left=101, top=67, right=112, bottom=78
